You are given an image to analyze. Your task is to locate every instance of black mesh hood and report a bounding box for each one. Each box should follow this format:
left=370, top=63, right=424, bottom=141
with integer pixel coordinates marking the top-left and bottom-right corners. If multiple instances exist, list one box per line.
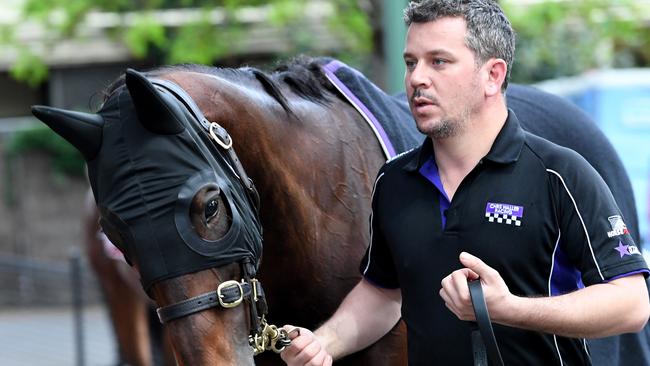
left=89, top=81, right=262, bottom=291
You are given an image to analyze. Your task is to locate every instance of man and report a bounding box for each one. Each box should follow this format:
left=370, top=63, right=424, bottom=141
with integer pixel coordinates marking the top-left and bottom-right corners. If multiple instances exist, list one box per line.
left=281, top=1, right=650, bottom=365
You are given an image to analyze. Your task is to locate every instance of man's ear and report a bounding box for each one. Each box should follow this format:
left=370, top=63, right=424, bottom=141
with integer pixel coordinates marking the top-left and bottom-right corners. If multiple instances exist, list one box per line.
left=484, top=58, right=507, bottom=97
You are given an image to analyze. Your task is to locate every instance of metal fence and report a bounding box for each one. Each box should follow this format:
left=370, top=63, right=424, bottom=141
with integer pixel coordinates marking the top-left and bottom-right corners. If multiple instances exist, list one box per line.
left=0, top=251, right=118, bottom=366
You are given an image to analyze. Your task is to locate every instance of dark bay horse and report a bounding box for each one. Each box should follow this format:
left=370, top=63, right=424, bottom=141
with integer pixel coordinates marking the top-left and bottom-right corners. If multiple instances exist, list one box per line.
left=33, top=59, right=407, bottom=365
left=31, top=57, right=646, bottom=366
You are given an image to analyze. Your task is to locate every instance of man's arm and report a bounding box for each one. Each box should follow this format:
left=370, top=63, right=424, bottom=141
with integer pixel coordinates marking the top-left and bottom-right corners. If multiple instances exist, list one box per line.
left=440, top=252, right=650, bottom=339
left=281, top=278, right=402, bottom=366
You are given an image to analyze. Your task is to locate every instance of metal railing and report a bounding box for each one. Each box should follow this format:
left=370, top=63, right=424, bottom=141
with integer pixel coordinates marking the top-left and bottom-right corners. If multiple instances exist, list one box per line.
left=0, top=250, right=114, bottom=366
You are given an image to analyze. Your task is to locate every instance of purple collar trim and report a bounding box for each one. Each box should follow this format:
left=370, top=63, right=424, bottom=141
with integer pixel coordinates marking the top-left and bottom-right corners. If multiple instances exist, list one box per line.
left=419, top=157, right=451, bottom=229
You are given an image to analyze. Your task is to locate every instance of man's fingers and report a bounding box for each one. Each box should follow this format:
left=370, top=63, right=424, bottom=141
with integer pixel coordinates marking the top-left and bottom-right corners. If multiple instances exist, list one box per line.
left=451, top=270, right=473, bottom=305
left=439, top=287, right=452, bottom=307
left=299, top=340, right=323, bottom=361
left=309, top=348, right=330, bottom=366
left=280, top=326, right=331, bottom=366
left=459, top=252, right=497, bottom=281
left=325, top=354, right=333, bottom=366
left=280, top=326, right=312, bottom=363
left=465, top=268, right=480, bottom=281
left=284, top=325, right=301, bottom=340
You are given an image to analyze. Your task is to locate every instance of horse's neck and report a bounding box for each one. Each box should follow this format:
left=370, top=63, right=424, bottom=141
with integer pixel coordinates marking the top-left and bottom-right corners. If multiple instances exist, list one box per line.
left=232, top=97, right=384, bottom=320
left=241, top=99, right=383, bottom=211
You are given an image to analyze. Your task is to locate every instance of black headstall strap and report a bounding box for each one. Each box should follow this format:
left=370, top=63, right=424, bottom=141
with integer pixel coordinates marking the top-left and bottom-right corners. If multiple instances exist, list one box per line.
left=150, top=78, right=261, bottom=214
left=155, top=262, right=266, bottom=323
left=468, top=279, right=505, bottom=366
left=146, top=77, right=289, bottom=355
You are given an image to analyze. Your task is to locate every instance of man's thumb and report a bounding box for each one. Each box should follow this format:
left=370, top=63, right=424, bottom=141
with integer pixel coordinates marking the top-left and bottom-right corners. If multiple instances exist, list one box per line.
left=459, top=252, right=491, bottom=279
left=282, top=325, right=302, bottom=340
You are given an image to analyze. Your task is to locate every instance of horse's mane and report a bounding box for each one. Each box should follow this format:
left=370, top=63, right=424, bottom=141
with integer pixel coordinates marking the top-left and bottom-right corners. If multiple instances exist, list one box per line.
left=101, top=56, right=337, bottom=116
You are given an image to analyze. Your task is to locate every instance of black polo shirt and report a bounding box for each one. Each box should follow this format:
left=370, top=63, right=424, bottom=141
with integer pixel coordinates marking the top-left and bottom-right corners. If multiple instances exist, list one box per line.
left=360, top=111, right=649, bottom=366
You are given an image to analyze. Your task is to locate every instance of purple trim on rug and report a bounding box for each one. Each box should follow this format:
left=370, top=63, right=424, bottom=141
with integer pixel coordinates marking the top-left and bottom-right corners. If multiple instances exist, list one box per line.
left=322, top=60, right=397, bottom=158
left=606, top=269, right=650, bottom=282
left=419, top=157, right=451, bottom=229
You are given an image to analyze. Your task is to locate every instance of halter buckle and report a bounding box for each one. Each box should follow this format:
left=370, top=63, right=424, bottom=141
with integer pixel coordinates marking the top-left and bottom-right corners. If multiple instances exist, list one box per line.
left=217, top=280, right=244, bottom=308
left=209, top=122, right=233, bottom=150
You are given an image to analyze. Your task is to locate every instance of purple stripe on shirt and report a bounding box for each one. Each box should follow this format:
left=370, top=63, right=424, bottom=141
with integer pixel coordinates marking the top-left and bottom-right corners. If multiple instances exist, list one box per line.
left=322, top=60, right=397, bottom=158
left=549, top=242, right=647, bottom=293
left=606, top=269, right=650, bottom=282
left=550, top=244, right=584, bottom=296
left=419, top=157, right=451, bottom=229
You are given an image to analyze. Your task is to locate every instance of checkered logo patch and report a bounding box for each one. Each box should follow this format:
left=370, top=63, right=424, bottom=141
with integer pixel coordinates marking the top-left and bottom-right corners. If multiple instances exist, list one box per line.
left=485, top=202, right=523, bottom=226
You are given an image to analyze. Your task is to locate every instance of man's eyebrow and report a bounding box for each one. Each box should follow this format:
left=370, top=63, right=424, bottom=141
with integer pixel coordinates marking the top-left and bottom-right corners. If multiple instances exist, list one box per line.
left=403, top=49, right=455, bottom=59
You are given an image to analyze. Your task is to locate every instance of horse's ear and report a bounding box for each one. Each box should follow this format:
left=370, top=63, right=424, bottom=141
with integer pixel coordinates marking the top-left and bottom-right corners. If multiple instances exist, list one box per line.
left=31, top=106, right=103, bottom=161
left=124, top=69, right=186, bottom=135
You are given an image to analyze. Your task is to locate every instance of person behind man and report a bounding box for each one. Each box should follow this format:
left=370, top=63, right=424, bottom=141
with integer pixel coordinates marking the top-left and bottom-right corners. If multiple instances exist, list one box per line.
left=280, top=1, right=650, bottom=365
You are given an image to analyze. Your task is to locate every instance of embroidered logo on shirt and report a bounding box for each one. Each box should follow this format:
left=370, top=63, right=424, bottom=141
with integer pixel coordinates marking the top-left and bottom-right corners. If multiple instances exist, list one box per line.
left=485, top=202, right=523, bottom=226
left=614, top=240, right=641, bottom=258
left=607, top=215, right=629, bottom=238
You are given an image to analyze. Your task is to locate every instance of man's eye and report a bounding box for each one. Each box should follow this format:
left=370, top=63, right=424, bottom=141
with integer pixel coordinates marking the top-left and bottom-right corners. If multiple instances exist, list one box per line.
left=434, top=59, right=446, bottom=65
left=405, top=60, right=416, bottom=70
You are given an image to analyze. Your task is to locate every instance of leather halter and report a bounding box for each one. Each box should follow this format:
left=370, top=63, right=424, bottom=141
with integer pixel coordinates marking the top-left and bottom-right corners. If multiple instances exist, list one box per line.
left=156, top=258, right=266, bottom=323
left=148, top=79, right=281, bottom=353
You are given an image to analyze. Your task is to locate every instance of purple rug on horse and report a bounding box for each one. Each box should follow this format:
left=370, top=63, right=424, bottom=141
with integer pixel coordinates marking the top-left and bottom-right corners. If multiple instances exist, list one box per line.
left=321, top=58, right=422, bottom=160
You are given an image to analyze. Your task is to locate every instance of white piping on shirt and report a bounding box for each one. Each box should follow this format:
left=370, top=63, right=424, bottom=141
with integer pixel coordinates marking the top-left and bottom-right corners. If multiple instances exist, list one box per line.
left=546, top=169, right=604, bottom=281
left=363, top=172, right=385, bottom=275
left=548, top=230, right=565, bottom=366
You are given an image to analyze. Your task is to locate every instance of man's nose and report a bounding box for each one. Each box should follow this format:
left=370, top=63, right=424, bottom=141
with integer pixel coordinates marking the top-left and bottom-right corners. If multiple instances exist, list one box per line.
left=407, top=63, right=431, bottom=90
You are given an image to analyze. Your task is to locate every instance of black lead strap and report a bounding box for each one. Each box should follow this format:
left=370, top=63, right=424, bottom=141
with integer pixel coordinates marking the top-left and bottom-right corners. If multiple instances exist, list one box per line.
left=468, top=279, right=505, bottom=366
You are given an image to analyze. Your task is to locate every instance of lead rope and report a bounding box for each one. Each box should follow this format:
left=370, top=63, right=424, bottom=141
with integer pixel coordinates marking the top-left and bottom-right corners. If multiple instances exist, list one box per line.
left=468, top=279, right=505, bottom=366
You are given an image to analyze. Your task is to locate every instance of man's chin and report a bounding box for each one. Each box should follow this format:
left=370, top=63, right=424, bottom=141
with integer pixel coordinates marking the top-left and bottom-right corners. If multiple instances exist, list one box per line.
left=415, top=119, right=441, bottom=135
left=416, top=120, right=458, bottom=139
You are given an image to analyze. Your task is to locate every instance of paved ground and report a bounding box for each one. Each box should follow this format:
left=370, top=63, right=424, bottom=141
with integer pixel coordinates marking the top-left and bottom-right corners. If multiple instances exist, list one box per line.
left=0, top=305, right=117, bottom=366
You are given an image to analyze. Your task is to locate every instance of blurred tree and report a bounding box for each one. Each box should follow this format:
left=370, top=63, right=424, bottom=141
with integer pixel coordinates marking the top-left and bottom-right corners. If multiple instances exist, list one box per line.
left=7, top=127, right=85, bottom=178
left=2, top=0, right=374, bottom=86
left=502, top=0, right=649, bottom=84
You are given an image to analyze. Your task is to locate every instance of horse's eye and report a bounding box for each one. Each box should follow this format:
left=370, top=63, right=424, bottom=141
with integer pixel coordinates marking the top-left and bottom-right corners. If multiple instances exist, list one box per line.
left=205, top=199, right=219, bottom=220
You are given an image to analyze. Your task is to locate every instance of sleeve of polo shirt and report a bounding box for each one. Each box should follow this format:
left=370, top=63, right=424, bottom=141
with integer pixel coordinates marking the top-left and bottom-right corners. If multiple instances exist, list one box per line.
left=359, top=167, right=400, bottom=289
left=550, top=150, right=649, bottom=286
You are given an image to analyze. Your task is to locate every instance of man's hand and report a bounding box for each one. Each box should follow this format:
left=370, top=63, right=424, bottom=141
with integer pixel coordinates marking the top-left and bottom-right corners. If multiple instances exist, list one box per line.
left=280, top=326, right=333, bottom=366
left=439, top=252, right=512, bottom=321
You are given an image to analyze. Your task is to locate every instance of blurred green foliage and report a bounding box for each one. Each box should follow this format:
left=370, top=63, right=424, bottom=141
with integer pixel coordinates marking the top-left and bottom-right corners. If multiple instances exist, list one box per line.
left=502, top=0, right=649, bottom=83
left=2, top=0, right=373, bottom=177
left=4, top=0, right=373, bottom=86
left=10, top=48, right=49, bottom=87
left=7, top=127, right=86, bottom=177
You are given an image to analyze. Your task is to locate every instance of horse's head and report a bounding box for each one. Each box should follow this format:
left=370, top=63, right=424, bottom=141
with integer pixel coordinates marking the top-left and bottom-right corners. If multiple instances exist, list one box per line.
left=31, top=69, right=268, bottom=364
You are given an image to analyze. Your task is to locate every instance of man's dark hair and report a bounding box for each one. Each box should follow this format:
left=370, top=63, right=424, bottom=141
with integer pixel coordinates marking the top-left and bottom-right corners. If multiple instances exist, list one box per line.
left=404, top=0, right=515, bottom=91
